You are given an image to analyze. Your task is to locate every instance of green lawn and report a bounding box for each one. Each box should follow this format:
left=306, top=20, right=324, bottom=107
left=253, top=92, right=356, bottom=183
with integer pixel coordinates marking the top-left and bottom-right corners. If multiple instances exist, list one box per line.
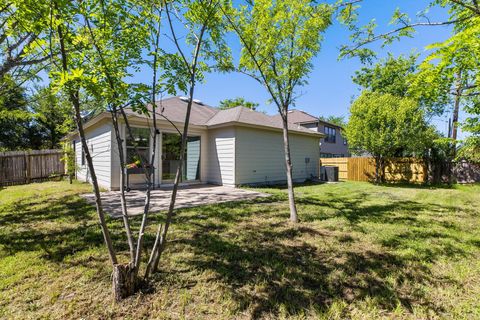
left=0, top=181, right=479, bottom=319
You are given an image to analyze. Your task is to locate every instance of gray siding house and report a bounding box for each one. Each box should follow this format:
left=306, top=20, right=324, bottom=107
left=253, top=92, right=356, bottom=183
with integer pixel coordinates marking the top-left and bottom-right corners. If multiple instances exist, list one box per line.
left=66, top=97, right=323, bottom=190
left=273, top=110, right=350, bottom=158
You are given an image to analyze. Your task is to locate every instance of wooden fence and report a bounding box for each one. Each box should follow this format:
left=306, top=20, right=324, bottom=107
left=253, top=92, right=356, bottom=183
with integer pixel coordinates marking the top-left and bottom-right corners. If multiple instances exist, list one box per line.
left=319, top=157, right=426, bottom=183
left=0, top=149, right=65, bottom=187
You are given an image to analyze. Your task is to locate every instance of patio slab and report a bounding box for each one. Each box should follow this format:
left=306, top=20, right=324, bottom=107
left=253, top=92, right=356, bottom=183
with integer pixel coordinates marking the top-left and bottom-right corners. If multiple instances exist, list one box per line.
left=81, top=184, right=270, bottom=218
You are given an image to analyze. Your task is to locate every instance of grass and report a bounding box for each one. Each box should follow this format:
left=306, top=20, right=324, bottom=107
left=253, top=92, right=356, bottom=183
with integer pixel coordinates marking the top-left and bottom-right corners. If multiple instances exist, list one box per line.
left=0, top=180, right=479, bottom=319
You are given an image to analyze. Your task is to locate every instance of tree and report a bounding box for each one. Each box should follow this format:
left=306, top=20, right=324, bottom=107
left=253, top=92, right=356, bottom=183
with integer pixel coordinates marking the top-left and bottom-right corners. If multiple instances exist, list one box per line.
left=0, top=1, right=51, bottom=82
left=346, top=92, right=434, bottom=183
left=38, top=0, right=230, bottom=300
left=219, top=97, right=259, bottom=110
left=352, top=54, right=449, bottom=116
left=0, top=75, right=30, bottom=150
left=457, top=137, right=480, bottom=163
left=341, top=0, right=480, bottom=152
left=318, top=115, right=346, bottom=127
left=223, top=0, right=332, bottom=223
left=146, top=0, right=231, bottom=277
left=30, top=87, right=74, bottom=149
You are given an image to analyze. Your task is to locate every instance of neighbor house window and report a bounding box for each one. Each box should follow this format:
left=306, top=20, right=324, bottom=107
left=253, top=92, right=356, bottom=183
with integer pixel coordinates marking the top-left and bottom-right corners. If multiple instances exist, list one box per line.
left=126, top=127, right=150, bottom=164
left=324, top=126, right=336, bottom=143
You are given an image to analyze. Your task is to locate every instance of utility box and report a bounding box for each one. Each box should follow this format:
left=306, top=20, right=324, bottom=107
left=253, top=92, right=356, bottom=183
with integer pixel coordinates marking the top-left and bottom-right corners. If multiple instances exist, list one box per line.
left=324, top=166, right=339, bottom=182
left=320, top=166, right=326, bottom=181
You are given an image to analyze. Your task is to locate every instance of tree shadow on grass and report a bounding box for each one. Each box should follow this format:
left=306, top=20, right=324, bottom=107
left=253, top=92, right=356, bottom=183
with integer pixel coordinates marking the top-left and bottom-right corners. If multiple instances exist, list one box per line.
left=165, top=192, right=475, bottom=318
left=174, top=225, right=442, bottom=318
left=0, top=194, right=127, bottom=262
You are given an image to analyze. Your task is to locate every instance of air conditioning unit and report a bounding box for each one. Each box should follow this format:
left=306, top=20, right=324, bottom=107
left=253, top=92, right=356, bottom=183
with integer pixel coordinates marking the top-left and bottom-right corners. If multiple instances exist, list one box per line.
left=320, top=166, right=326, bottom=181
left=324, top=166, right=339, bottom=182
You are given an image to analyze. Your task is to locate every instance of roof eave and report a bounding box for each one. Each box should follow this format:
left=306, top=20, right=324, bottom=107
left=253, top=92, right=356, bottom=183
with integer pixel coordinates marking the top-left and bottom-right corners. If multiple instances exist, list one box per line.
left=207, top=121, right=325, bottom=138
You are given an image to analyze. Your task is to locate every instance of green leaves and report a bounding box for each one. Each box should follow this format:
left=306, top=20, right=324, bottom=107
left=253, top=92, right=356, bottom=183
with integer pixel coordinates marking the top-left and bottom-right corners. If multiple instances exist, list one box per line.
left=346, top=91, right=434, bottom=158
left=219, top=97, right=259, bottom=110
left=231, top=0, right=332, bottom=109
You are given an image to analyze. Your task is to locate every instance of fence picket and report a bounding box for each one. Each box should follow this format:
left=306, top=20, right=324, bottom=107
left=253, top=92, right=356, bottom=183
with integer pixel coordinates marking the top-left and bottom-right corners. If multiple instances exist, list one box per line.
left=0, top=149, right=65, bottom=186
left=320, top=157, right=426, bottom=183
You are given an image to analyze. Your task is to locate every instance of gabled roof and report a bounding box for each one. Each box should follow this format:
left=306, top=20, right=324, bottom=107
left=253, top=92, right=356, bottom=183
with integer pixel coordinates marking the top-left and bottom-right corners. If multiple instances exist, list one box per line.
left=205, top=106, right=317, bottom=134
left=124, top=96, right=218, bottom=126
left=271, top=109, right=343, bottom=129
left=271, top=109, right=318, bottom=124
left=66, top=97, right=324, bottom=139
left=125, top=97, right=322, bottom=136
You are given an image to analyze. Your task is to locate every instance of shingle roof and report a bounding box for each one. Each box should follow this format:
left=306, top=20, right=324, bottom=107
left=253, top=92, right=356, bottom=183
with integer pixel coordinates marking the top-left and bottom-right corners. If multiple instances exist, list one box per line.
left=124, top=97, right=321, bottom=136
left=271, top=109, right=344, bottom=129
left=124, top=96, right=218, bottom=126
left=271, top=109, right=318, bottom=124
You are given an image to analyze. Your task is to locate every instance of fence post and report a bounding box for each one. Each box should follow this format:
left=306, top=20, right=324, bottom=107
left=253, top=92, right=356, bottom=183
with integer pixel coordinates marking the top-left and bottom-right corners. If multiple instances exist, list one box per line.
left=25, top=152, right=31, bottom=184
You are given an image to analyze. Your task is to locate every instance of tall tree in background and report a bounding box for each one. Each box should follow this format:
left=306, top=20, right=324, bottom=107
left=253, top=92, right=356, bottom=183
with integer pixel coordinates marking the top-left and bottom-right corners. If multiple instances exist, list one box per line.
left=352, top=54, right=449, bottom=117
left=318, top=115, right=346, bottom=127
left=0, top=75, right=30, bottom=150
left=223, top=0, right=332, bottom=223
left=0, top=0, right=50, bottom=82
left=219, top=97, right=259, bottom=110
left=341, top=0, right=480, bottom=155
left=30, top=87, right=74, bottom=149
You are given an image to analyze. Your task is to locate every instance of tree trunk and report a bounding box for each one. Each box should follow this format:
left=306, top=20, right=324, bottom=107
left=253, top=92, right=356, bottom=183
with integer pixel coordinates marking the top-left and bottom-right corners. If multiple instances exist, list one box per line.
left=146, top=80, right=196, bottom=277
left=110, top=111, right=136, bottom=262
left=452, top=70, right=462, bottom=144
left=56, top=23, right=117, bottom=265
left=281, top=113, right=298, bottom=223
left=374, top=156, right=381, bottom=184
left=112, top=263, right=137, bottom=302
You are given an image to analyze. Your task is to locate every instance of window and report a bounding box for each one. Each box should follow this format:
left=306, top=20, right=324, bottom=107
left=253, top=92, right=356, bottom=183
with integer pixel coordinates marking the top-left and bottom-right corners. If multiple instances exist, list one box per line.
left=126, top=127, right=150, bottom=164
left=324, top=126, right=336, bottom=143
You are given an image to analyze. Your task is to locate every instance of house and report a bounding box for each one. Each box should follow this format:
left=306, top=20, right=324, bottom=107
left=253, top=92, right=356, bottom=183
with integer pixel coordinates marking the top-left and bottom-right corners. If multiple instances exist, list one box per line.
left=273, top=110, right=349, bottom=158
left=66, top=97, right=323, bottom=190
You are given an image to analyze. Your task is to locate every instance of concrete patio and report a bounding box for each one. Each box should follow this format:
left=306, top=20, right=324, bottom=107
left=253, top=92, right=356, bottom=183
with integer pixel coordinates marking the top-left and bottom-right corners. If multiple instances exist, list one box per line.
left=81, top=184, right=270, bottom=218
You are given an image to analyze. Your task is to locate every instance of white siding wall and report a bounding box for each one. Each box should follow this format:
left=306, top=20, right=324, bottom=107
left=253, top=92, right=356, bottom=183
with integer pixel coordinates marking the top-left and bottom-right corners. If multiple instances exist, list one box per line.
left=205, top=127, right=235, bottom=186
left=235, top=127, right=319, bottom=185
left=74, top=122, right=113, bottom=190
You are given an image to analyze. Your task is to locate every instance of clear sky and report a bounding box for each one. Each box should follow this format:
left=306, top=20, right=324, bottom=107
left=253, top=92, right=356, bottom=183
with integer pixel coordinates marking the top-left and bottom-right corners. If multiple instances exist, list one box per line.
left=155, top=0, right=461, bottom=139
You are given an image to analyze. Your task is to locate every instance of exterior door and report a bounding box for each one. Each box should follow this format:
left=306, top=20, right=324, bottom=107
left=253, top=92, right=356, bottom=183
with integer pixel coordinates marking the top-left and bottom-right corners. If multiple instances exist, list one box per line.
left=161, top=133, right=200, bottom=183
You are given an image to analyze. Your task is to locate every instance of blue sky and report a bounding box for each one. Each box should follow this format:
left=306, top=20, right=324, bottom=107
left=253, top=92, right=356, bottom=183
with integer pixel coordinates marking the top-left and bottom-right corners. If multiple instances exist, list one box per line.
left=126, top=1, right=463, bottom=138
left=157, top=0, right=460, bottom=138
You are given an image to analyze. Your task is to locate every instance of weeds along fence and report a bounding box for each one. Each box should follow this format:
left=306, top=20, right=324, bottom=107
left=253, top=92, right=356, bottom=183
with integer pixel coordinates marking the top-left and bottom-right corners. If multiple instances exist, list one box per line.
left=0, top=149, right=65, bottom=187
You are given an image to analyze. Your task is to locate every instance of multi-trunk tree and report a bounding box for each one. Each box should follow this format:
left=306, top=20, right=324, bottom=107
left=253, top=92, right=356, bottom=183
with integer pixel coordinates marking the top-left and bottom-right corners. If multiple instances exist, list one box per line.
left=37, top=0, right=230, bottom=300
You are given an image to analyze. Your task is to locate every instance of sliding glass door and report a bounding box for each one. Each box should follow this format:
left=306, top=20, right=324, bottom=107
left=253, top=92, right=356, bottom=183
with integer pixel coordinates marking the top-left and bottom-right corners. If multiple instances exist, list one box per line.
left=161, top=133, right=200, bottom=183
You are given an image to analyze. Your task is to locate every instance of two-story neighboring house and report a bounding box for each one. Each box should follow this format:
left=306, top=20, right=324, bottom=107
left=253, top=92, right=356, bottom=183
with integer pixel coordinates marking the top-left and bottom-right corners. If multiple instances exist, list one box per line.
left=272, top=110, right=350, bottom=158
